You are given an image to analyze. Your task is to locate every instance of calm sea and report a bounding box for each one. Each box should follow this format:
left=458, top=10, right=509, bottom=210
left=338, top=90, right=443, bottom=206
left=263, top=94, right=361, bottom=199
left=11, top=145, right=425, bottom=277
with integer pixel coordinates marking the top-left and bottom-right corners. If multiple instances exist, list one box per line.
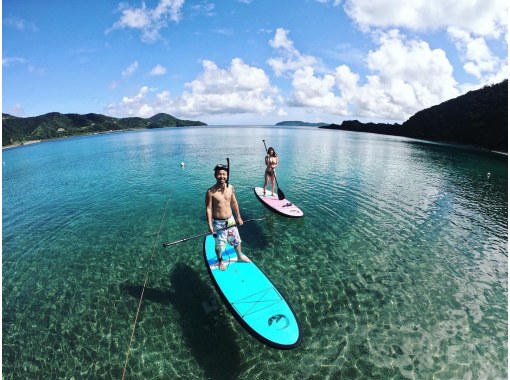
left=2, top=126, right=508, bottom=379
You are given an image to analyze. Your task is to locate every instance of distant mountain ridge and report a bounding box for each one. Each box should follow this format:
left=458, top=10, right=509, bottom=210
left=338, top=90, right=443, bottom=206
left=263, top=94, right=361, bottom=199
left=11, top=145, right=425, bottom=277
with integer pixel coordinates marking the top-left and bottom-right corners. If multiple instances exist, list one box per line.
left=2, top=112, right=207, bottom=146
left=275, top=121, right=329, bottom=126
left=322, top=80, right=508, bottom=152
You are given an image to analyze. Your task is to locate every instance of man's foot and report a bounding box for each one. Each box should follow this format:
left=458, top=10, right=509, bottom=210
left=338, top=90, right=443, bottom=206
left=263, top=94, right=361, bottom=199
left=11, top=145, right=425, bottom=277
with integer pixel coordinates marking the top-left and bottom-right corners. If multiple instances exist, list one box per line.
left=238, top=253, right=251, bottom=263
left=218, top=259, right=227, bottom=271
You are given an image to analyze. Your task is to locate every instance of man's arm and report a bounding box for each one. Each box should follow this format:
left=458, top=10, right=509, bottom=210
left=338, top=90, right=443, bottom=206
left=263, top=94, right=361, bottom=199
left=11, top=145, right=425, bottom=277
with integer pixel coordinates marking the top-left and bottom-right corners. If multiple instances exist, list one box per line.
left=230, top=186, right=243, bottom=225
left=205, top=190, right=214, bottom=233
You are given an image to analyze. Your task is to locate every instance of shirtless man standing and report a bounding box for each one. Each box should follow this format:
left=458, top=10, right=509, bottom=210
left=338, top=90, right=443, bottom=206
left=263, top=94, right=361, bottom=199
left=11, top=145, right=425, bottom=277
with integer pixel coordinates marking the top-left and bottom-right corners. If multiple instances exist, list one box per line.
left=205, top=163, right=251, bottom=271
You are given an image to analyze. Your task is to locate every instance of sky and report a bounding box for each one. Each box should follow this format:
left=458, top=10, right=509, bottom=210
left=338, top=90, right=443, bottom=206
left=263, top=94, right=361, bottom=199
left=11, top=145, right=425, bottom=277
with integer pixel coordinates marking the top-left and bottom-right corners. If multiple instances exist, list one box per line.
left=2, top=0, right=508, bottom=125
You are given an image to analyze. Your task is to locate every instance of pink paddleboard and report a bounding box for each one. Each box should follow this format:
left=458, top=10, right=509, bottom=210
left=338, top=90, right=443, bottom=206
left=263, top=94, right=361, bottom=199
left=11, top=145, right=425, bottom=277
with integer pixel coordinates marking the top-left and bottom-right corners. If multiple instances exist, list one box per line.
left=253, top=187, right=304, bottom=218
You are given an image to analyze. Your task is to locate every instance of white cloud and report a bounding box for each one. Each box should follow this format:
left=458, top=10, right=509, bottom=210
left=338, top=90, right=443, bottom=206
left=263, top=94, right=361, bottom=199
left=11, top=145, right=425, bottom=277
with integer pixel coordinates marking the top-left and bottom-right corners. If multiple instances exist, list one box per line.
left=276, top=27, right=459, bottom=120
left=335, top=30, right=460, bottom=120
left=110, top=61, right=140, bottom=89
left=290, top=66, right=348, bottom=115
left=343, top=0, right=508, bottom=37
left=106, top=86, right=161, bottom=117
left=4, top=16, right=38, bottom=32
left=316, top=0, right=342, bottom=6
left=448, top=27, right=507, bottom=83
left=149, top=64, right=167, bottom=76
left=122, top=61, right=139, bottom=78
left=190, top=2, right=215, bottom=17
left=267, top=28, right=317, bottom=76
left=27, top=65, right=46, bottom=76
left=7, top=104, right=25, bottom=117
left=108, top=0, right=185, bottom=43
left=175, top=58, right=277, bottom=115
left=2, top=56, right=46, bottom=75
left=339, top=0, right=507, bottom=100
left=105, top=58, right=279, bottom=118
left=2, top=57, right=28, bottom=67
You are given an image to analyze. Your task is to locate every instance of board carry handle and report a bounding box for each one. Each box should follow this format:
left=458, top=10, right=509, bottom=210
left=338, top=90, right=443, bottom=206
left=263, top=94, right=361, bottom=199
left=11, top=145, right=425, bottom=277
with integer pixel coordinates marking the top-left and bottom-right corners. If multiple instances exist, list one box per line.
left=162, top=217, right=266, bottom=247
left=262, top=140, right=285, bottom=200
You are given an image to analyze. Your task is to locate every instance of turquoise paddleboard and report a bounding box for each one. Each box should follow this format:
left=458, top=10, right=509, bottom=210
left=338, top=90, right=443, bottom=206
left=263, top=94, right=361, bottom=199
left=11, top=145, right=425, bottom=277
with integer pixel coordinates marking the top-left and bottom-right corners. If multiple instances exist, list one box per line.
left=203, top=234, right=302, bottom=349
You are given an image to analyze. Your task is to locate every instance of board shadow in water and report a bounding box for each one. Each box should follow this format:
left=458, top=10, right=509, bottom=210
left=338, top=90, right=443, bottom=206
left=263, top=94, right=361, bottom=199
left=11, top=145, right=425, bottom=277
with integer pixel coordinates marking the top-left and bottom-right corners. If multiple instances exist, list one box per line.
left=239, top=212, right=269, bottom=250
left=121, top=262, right=241, bottom=380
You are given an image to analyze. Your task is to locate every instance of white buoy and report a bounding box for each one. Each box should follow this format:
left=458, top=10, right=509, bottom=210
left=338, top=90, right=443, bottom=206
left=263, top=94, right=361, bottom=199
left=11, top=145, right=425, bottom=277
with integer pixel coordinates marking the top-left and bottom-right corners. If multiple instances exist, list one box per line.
left=181, top=162, right=185, bottom=167
left=487, top=172, right=491, bottom=178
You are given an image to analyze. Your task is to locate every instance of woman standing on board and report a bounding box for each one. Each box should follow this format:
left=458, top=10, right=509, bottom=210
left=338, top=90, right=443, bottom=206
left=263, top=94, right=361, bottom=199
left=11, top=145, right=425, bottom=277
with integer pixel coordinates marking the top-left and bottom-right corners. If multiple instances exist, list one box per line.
left=264, top=147, right=279, bottom=196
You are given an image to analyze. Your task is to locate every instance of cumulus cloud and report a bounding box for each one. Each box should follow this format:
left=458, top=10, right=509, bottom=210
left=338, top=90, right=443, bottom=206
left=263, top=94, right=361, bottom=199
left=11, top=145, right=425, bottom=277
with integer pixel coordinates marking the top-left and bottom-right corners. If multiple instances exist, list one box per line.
left=285, top=29, right=460, bottom=120
left=267, top=28, right=317, bottom=76
left=175, top=58, right=277, bottom=115
left=107, top=0, right=185, bottom=43
left=448, top=27, right=508, bottom=83
left=290, top=67, right=348, bottom=115
left=338, top=0, right=507, bottom=94
left=343, top=0, right=508, bottom=37
left=149, top=64, right=167, bottom=76
left=105, top=86, right=164, bottom=117
left=338, top=30, right=459, bottom=119
left=105, top=58, right=279, bottom=118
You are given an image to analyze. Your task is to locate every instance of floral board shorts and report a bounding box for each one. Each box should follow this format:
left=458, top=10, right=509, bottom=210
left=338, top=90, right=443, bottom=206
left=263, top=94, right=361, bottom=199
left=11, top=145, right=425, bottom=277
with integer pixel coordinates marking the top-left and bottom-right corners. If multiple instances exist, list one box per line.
left=213, top=215, right=241, bottom=253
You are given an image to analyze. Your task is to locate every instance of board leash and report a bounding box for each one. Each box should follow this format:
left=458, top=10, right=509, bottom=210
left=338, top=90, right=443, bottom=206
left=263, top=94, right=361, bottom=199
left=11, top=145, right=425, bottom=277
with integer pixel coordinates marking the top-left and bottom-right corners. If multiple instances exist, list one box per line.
left=121, top=197, right=172, bottom=380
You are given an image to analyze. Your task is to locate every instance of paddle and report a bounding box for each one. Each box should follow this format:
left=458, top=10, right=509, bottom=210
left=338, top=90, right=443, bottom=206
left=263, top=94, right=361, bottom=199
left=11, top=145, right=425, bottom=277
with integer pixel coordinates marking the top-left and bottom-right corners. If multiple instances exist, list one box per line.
left=262, top=140, right=285, bottom=200
left=226, top=157, right=230, bottom=188
left=162, top=217, right=266, bottom=247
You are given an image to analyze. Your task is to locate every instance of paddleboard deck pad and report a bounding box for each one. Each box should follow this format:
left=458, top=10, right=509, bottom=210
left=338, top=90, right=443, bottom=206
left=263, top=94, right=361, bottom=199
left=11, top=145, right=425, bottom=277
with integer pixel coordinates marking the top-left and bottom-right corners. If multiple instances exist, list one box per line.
left=253, top=187, right=304, bottom=218
left=203, top=234, right=302, bottom=349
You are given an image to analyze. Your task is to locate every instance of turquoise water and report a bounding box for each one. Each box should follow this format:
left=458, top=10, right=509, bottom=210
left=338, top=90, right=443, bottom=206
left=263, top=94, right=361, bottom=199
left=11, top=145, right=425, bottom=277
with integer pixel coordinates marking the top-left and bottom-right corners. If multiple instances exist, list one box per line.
left=2, top=126, right=507, bottom=379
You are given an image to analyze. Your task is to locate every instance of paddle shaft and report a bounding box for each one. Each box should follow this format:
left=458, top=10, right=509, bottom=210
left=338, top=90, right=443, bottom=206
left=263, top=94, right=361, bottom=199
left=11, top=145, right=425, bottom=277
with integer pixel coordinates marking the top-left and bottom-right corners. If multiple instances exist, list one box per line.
left=162, top=217, right=265, bottom=247
left=262, top=140, right=285, bottom=200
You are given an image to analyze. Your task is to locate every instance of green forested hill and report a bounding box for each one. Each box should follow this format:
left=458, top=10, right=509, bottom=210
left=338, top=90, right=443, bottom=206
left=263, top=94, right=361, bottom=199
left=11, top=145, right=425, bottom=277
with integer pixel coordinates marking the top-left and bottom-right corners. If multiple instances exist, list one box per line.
left=2, top=112, right=207, bottom=146
left=322, top=80, right=508, bottom=152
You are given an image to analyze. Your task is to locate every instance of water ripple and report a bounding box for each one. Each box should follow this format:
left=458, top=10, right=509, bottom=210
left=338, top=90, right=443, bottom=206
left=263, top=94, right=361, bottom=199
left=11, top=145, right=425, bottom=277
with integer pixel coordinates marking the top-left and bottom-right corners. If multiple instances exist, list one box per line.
left=2, top=127, right=507, bottom=379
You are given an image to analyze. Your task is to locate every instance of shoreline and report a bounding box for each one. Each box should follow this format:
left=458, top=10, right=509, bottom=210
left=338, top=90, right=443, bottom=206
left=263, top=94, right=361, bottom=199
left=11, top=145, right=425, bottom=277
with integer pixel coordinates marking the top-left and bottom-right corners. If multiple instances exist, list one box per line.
left=3, top=126, right=507, bottom=157
left=321, top=127, right=508, bottom=157
left=2, top=140, right=42, bottom=150
left=1, top=128, right=143, bottom=150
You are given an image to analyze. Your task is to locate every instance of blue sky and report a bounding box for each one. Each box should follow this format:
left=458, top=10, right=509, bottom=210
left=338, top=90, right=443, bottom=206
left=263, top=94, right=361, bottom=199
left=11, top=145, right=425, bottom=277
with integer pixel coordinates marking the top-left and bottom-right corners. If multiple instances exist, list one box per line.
left=3, top=0, right=508, bottom=125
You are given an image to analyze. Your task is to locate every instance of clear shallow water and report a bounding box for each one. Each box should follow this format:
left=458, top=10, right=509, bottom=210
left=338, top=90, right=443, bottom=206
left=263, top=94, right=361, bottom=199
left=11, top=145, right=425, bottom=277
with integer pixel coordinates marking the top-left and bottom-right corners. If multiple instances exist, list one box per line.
left=2, top=126, right=507, bottom=379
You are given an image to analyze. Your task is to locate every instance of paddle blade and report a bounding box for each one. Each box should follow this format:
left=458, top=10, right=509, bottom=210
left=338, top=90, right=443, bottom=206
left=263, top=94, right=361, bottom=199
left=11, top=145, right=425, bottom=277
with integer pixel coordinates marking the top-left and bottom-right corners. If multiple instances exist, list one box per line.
left=277, top=187, right=285, bottom=200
